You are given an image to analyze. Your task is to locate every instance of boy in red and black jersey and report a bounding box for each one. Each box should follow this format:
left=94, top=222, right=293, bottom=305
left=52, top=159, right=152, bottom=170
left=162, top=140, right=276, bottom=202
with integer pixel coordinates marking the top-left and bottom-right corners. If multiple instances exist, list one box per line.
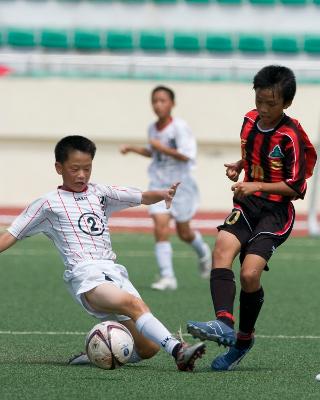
left=187, top=65, right=317, bottom=371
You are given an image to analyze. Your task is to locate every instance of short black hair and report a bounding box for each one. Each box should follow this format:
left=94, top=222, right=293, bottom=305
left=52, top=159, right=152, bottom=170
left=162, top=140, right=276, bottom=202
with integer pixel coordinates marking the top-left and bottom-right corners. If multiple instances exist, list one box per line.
left=55, top=135, right=96, bottom=163
left=151, top=86, right=175, bottom=102
left=253, top=65, right=296, bottom=104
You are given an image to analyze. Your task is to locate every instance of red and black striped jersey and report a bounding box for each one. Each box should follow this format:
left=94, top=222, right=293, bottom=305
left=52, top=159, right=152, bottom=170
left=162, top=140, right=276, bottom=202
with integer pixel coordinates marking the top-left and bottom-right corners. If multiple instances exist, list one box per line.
left=240, top=109, right=317, bottom=202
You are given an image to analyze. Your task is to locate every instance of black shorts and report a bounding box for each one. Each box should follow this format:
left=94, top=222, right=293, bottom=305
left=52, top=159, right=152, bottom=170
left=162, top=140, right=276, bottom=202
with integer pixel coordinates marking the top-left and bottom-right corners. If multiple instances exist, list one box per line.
left=218, top=195, right=295, bottom=266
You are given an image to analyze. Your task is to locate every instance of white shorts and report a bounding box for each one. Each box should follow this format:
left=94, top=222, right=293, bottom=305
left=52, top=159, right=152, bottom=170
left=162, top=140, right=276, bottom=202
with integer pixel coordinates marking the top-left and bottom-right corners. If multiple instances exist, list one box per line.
left=148, top=178, right=199, bottom=222
left=63, top=260, right=141, bottom=321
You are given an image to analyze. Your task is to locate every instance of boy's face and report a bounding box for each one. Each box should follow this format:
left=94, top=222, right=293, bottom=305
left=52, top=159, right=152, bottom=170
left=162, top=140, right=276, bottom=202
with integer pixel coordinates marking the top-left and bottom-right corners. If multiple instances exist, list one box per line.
left=55, top=150, right=92, bottom=193
left=255, top=87, right=291, bottom=129
left=151, top=90, right=174, bottom=119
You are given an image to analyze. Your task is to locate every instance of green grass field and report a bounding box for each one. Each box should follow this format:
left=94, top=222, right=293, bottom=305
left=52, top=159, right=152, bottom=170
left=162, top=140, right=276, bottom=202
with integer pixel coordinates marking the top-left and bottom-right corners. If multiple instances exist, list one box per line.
left=0, top=232, right=320, bottom=400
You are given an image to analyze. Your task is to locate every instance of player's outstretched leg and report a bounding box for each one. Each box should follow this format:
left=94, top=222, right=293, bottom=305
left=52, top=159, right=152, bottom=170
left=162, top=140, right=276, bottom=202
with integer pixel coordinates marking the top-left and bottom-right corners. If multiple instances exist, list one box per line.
left=211, top=336, right=255, bottom=371
left=187, top=319, right=236, bottom=347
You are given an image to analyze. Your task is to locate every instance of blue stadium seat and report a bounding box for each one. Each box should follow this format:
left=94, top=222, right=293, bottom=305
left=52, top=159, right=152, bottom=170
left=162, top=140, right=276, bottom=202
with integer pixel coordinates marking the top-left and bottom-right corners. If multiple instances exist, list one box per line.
left=238, top=34, right=267, bottom=53
left=106, top=30, right=135, bottom=51
left=185, top=0, right=211, bottom=4
left=279, top=0, right=307, bottom=4
left=271, top=35, right=299, bottom=53
left=7, top=28, right=36, bottom=48
left=139, top=31, right=167, bottom=51
left=304, top=35, right=320, bottom=54
left=74, top=30, right=102, bottom=50
left=173, top=32, right=201, bottom=52
left=152, top=0, right=178, bottom=3
left=216, top=0, right=242, bottom=4
left=41, top=29, right=69, bottom=49
left=249, top=0, right=276, bottom=5
left=206, top=33, right=234, bottom=52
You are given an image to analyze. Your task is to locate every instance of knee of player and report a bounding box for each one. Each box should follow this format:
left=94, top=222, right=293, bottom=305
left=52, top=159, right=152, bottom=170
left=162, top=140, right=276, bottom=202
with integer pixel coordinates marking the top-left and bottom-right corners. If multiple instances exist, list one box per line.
left=212, top=245, right=228, bottom=264
left=128, top=297, right=150, bottom=315
left=136, top=342, right=160, bottom=359
left=177, top=230, right=192, bottom=242
left=240, top=269, right=260, bottom=287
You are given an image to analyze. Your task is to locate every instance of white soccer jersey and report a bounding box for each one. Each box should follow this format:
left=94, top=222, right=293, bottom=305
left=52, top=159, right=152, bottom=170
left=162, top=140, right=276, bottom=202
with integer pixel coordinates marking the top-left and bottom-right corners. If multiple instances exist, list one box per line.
left=147, top=117, right=197, bottom=186
left=8, top=183, right=142, bottom=270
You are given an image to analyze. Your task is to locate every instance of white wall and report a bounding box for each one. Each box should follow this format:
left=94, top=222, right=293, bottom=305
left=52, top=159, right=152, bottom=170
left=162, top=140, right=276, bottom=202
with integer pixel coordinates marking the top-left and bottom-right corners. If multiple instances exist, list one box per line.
left=0, top=1, right=319, bottom=34
left=0, top=78, right=318, bottom=212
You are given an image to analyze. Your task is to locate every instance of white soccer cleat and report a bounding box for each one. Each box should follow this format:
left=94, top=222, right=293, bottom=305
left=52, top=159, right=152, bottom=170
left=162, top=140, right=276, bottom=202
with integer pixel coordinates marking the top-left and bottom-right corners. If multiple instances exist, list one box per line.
left=151, top=276, right=178, bottom=290
left=68, top=352, right=90, bottom=365
left=199, top=243, right=212, bottom=279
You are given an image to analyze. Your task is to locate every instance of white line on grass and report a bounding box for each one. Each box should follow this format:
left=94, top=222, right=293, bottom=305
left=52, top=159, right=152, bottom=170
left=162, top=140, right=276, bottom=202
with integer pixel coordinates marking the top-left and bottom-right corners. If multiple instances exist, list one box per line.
left=0, top=330, right=320, bottom=339
left=3, top=249, right=320, bottom=261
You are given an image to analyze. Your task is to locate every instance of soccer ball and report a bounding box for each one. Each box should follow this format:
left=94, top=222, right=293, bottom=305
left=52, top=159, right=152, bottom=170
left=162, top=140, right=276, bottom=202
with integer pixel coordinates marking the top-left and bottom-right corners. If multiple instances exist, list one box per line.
left=85, top=321, right=134, bottom=370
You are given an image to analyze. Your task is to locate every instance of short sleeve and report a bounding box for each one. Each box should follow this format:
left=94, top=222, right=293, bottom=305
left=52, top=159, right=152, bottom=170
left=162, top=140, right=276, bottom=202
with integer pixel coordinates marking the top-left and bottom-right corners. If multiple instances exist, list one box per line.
left=283, top=133, right=307, bottom=199
left=8, top=198, right=49, bottom=239
left=103, top=186, right=142, bottom=217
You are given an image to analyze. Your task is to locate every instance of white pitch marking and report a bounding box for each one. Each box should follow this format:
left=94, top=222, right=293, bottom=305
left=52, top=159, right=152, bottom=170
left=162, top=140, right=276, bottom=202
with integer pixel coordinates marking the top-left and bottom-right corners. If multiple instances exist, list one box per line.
left=2, top=249, right=320, bottom=261
left=0, top=330, right=320, bottom=339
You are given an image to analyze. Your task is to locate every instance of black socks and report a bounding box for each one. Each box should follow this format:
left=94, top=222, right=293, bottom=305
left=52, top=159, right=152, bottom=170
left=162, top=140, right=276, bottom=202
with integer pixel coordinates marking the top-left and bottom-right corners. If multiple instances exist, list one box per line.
left=210, top=268, right=236, bottom=328
left=236, top=287, right=264, bottom=348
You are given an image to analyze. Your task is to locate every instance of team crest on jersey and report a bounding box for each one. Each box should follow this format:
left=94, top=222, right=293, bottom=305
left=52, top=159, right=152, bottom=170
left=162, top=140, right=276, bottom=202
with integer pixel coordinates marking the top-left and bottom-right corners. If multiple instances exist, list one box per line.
left=270, top=160, right=283, bottom=170
left=269, top=145, right=284, bottom=159
left=78, top=212, right=105, bottom=236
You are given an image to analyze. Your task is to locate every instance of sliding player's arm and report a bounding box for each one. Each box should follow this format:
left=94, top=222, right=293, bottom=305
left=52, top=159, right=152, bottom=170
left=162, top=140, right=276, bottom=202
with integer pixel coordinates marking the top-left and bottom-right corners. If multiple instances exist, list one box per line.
left=120, top=145, right=152, bottom=158
left=0, top=231, right=17, bottom=253
left=142, top=182, right=180, bottom=209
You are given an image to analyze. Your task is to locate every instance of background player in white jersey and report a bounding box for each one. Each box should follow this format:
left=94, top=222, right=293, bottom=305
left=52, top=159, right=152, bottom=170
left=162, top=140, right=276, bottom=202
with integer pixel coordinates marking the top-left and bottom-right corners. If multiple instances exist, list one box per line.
left=0, top=135, right=205, bottom=371
left=120, top=86, right=211, bottom=290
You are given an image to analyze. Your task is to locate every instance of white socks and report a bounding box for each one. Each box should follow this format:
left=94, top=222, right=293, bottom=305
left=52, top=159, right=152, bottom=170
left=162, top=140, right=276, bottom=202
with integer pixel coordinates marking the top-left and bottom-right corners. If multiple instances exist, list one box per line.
left=135, top=312, right=180, bottom=356
left=155, top=241, right=174, bottom=278
left=190, top=231, right=207, bottom=258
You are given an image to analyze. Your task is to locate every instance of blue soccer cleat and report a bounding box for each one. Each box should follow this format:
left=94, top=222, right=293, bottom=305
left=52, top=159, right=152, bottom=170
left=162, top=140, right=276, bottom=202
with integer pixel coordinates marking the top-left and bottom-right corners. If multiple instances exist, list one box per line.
left=211, top=338, right=255, bottom=371
left=187, top=320, right=236, bottom=347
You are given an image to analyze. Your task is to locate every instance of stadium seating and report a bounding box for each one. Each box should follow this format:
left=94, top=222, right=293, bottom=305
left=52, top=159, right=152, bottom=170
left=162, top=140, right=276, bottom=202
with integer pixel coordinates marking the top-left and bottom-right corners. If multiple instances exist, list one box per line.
left=7, top=28, right=36, bottom=48
left=279, top=0, right=308, bottom=4
left=205, top=33, right=234, bottom=52
left=271, top=35, right=299, bottom=53
left=304, top=35, right=320, bottom=54
left=40, top=29, right=69, bottom=49
left=173, top=32, right=201, bottom=52
left=248, top=0, right=276, bottom=5
left=3, top=27, right=320, bottom=58
left=185, top=0, right=211, bottom=4
left=216, top=0, right=242, bottom=4
left=152, top=0, right=178, bottom=4
left=139, top=31, right=167, bottom=51
left=74, top=29, right=102, bottom=50
left=106, top=30, right=135, bottom=51
left=238, top=34, right=267, bottom=53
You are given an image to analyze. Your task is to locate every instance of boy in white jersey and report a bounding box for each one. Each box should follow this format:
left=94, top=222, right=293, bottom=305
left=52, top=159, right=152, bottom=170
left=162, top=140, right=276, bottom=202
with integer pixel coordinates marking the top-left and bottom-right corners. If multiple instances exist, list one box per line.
left=0, top=135, right=205, bottom=371
left=120, top=86, right=211, bottom=290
